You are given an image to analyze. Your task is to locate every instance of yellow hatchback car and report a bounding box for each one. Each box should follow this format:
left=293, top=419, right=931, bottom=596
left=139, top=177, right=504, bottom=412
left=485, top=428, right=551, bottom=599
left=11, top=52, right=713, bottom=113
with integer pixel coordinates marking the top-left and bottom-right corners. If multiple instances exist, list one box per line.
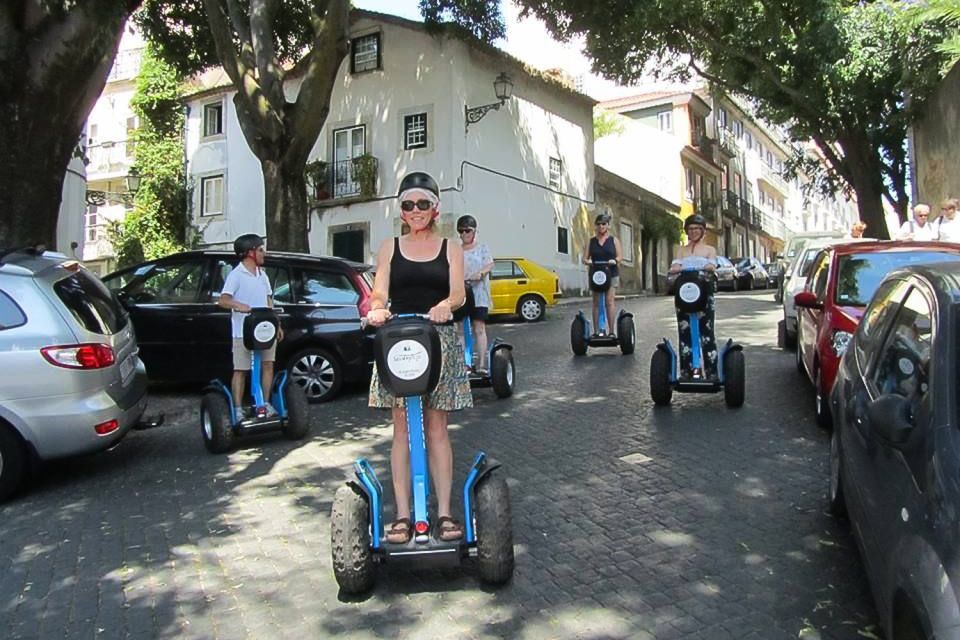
left=489, top=257, right=561, bottom=322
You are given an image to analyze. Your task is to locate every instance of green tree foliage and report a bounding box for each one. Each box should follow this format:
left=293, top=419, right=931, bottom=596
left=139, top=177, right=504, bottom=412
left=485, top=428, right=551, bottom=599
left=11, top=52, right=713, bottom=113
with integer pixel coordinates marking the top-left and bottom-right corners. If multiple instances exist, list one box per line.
left=108, top=45, right=189, bottom=268
left=907, top=0, right=960, bottom=73
left=593, top=108, right=625, bottom=140
left=0, top=1, right=142, bottom=249
left=137, top=0, right=350, bottom=252
left=426, top=0, right=951, bottom=239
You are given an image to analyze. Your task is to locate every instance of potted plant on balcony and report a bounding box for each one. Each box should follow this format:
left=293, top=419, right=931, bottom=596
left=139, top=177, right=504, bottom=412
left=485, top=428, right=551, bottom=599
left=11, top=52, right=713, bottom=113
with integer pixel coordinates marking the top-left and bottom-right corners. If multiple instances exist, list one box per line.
left=352, top=153, right=378, bottom=198
left=304, top=159, right=329, bottom=200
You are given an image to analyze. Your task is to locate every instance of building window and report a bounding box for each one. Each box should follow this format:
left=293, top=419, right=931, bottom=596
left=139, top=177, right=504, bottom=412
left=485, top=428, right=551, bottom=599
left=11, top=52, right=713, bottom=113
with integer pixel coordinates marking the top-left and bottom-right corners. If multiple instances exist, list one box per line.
left=657, top=110, right=672, bottom=132
left=718, top=108, right=727, bottom=129
left=351, top=33, right=381, bottom=73
left=745, top=131, right=753, bottom=150
left=203, top=102, right=223, bottom=137
left=620, top=221, right=634, bottom=264
left=557, top=226, right=569, bottom=254
left=549, top=157, right=562, bottom=189
left=403, top=113, right=427, bottom=149
left=766, top=150, right=774, bottom=167
left=200, top=175, right=224, bottom=216
left=85, top=205, right=100, bottom=242
left=733, top=120, right=742, bottom=138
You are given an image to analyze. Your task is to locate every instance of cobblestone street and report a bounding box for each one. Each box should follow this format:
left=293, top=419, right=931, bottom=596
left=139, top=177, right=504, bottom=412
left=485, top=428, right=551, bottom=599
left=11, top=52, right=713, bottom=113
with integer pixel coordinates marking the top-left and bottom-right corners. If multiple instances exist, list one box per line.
left=0, top=291, right=879, bottom=639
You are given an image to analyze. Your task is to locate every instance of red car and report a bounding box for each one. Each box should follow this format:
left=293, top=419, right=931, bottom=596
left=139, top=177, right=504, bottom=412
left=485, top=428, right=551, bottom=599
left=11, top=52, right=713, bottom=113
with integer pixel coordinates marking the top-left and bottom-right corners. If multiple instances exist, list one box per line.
left=794, top=240, right=960, bottom=428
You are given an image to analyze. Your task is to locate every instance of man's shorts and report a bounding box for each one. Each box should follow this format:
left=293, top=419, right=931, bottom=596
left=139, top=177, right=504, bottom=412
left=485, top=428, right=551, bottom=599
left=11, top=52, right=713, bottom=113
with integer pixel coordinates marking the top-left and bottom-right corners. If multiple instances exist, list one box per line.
left=470, top=306, right=489, bottom=321
left=233, top=338, right=276, bottom=371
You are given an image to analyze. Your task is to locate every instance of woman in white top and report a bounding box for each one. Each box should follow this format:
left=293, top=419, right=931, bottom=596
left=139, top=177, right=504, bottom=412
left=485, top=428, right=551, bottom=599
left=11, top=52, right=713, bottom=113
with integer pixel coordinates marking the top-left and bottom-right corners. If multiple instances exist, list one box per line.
left=457, top=215, right=494, bottom=373
left=936, top=198, right=960, bottom=243
left=896, top=204, right=936, bottom=241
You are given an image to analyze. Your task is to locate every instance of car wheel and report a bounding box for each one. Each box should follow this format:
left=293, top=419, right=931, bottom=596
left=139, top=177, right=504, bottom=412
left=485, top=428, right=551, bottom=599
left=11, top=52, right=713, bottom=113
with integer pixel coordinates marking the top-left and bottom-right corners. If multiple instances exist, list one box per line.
left=815, top=366, right=832, bottom=430
left=0, top=427, right=26, bottom=502
left=517, top=295, right=545, bottom=322
left=331, top=483, right=376, bottom=594
left=491, top=348, right=515, bottom=398
left=650, top=348, right=673, bottom=406
left=201, top=392, right=234, bottom=454
left=828, top=426, right=847, bottom=517
left=474, top=471, right=514, bottom=585
left=288, top=348, right=343, bottom=403
left=732, top=278, right=740, bottom=292
left=281, top=380, right=310, bottom=440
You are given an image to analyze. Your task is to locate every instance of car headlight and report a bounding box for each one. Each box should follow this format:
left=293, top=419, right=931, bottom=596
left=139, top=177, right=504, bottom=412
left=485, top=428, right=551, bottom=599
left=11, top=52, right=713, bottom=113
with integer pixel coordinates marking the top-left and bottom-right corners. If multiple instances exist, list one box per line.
left=832, top=330, right=853, bottom=356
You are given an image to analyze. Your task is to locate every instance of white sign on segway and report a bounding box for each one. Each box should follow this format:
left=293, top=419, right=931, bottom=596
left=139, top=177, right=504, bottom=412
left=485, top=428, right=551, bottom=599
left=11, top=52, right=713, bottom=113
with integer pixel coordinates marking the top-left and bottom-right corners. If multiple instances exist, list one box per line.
left=592, top=271, right=608, bottom=286
left=254, top=321, right=276, bottom=343
left=387, top=340, right=430, bottom=380
left=678, top=282, right=702, bottom=304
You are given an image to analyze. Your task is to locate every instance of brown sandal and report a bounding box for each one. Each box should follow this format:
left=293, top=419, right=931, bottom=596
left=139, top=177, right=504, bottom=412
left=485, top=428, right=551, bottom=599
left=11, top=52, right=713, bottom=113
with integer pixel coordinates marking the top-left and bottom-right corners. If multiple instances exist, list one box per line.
left=436, top=516, right=463, bottom=542
left=386, top=518, right=412, bottom=544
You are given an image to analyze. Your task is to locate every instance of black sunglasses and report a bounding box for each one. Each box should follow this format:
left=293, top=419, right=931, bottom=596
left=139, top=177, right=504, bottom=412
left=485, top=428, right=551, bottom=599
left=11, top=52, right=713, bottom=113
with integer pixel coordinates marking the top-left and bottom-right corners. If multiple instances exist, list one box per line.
left=458, top=228, right=475, bottom=234
left=400, top=199, right=434, bottom=212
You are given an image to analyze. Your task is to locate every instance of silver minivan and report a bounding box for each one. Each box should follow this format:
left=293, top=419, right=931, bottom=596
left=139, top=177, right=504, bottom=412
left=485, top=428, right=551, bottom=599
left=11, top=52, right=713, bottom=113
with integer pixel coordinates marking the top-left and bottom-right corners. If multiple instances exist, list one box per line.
left=0, top=249, right=148, bottom=501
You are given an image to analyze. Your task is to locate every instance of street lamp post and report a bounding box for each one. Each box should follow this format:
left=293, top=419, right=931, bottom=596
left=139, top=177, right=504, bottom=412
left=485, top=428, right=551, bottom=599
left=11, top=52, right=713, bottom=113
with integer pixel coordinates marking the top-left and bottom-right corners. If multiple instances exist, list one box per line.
left=464, top=72, right=514, bottom=134
left=86, top=168, right=141, bottom=206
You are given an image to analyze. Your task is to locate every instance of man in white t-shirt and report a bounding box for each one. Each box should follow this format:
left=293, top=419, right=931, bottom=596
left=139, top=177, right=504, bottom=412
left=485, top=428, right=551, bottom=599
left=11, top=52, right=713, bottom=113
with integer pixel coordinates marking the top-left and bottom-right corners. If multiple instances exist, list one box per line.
left=935, top=198, right=960, bottom=243
left=218, top=234, right=282, bottom=416
left=896, top=204, right=936, bottom=241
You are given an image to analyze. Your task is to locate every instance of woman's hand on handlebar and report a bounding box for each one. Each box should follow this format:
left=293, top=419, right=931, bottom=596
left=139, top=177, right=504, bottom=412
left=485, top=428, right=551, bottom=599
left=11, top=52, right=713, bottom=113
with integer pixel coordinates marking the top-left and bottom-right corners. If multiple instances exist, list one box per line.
left=704, top=263, right=716, bottom=271
left=366, top=308, right=392, bottom=327
left=428, top=301, right=454, bottom=324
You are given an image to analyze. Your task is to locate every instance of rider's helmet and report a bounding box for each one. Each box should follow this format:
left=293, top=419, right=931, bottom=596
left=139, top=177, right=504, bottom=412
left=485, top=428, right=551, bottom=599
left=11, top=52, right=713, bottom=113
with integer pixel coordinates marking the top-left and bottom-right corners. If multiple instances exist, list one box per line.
left=684, top=214, right=707, bottom=230
left=397, top=171, right=439, bottom=198
left=595, top=212, right=611, bottom=225
left=456, top=214, right=477, bottom=231
left=234, top=233, right=264, bottom=258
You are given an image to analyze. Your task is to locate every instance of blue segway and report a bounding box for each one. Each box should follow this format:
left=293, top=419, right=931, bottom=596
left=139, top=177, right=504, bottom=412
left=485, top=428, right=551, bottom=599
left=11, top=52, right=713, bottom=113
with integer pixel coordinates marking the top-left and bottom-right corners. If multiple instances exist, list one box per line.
left=200, top=307, right=309, bottom=453
left=330, top=315, right=514, bottom=594
left=570, top=261, right=635, bottom=356
left=463, top=315, right=515, bottom=398
left=650, top=269, right=745, bottom=407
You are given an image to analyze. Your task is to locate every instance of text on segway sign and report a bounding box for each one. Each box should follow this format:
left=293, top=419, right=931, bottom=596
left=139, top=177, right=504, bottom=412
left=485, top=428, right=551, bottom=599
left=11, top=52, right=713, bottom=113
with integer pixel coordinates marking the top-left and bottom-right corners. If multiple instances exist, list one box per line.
left=253, top=321, right=277, bottom=343
left=678, top=282, right=702, bottom=304
left=592, top=270, right=608, bottom=286
left=387, top=340, right=430, bottom=380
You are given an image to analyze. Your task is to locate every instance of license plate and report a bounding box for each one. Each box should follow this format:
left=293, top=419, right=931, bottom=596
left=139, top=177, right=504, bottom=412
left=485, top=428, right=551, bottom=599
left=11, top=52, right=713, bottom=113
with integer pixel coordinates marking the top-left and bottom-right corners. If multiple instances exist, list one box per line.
left=119, top=354, right=135, bottom=382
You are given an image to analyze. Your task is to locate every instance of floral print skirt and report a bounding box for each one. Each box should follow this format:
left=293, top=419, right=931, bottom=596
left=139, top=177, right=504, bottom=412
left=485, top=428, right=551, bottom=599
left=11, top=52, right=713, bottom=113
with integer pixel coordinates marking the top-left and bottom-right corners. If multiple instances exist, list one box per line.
left=368, top=323, right=473, bottom=411
left=676, top=293, right=718, bottom=377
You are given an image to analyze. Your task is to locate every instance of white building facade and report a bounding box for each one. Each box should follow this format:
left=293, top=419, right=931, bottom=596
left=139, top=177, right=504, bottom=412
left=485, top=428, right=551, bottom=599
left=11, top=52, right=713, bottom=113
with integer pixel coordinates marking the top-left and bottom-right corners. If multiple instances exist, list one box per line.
left=183, top=11, right=596, bottom=291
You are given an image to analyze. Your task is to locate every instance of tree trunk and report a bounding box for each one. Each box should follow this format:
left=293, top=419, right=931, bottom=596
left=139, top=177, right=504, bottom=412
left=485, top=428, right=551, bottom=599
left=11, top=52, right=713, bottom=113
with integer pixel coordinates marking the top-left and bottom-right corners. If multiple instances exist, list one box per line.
left=261, top=159, right=310, bottom=253
left=839, top=137, right=891, bottom=240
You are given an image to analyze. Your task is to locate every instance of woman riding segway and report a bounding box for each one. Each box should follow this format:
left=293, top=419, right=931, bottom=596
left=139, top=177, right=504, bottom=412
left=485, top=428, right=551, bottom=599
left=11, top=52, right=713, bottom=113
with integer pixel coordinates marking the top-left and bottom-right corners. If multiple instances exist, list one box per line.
left=582, top=212, right=622, bottom=337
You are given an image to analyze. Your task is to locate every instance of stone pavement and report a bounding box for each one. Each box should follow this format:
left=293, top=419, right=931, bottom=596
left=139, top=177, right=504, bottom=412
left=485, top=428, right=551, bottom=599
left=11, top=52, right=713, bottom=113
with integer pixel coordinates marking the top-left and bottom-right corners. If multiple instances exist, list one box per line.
left=0, top=290, right=878, bottom=639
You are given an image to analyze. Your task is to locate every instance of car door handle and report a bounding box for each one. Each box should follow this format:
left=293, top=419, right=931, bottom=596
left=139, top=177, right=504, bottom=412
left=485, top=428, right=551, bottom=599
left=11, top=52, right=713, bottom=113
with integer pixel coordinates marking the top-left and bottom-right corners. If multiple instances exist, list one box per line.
left=517, top=280, right=527, bottom=285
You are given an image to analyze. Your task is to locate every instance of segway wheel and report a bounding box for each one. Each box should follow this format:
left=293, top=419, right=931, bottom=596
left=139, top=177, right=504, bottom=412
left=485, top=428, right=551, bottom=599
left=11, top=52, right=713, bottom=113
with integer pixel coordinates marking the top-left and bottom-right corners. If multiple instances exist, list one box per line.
left=650, top=349, right=673, bottom=406
left=281, top=383, right=310, bottom=440
left=474, top=471, right=514, bottom=585
left=201, top=392, right=234, bottom=454
left=490, top=349, right=515, bottom=398
left=617, top=315, right=636, bottom=355
left=723, top=350, right=746, bottom=408
left=331, top=483, right=376, bottom=594
left=570, top=316, right=587, bottom=356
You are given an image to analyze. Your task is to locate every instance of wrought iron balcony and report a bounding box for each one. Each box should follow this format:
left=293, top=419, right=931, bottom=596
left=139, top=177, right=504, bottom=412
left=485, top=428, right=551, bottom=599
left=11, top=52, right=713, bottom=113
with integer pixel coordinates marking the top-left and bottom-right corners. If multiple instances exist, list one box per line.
left=307, top=156, right=380, bottom=202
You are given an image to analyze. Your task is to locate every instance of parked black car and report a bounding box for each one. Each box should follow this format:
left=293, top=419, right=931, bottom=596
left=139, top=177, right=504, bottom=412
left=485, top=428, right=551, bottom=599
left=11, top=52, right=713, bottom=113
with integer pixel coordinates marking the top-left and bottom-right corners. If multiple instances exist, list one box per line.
left=763, top=262, right=782, bottom=290
left=730, top=257, right=769, bottom=290
left=102, top=251, right=374, bottom=403
left=829, top=261, right=960, bottom=639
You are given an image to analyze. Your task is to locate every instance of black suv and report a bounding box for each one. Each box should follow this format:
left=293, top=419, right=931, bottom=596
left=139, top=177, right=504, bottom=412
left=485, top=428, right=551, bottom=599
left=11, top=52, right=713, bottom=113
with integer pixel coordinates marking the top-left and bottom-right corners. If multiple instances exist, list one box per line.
left=102, top=251, right=374, bottom=403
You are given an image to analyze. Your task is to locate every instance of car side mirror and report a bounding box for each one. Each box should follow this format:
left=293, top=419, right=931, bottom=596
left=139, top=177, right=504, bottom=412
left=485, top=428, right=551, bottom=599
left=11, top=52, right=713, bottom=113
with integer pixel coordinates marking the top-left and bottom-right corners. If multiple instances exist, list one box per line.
left=867, top=394, right=913, bottom=445
left=793, top=291, right=822, bottom=310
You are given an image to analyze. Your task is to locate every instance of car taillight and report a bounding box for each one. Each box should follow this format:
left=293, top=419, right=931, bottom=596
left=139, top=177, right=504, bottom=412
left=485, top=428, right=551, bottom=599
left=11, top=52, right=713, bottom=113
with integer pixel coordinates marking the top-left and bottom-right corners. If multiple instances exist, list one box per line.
left=94, top=419, right=119, bottom=435
left=41, top=343, right=116, bottom=369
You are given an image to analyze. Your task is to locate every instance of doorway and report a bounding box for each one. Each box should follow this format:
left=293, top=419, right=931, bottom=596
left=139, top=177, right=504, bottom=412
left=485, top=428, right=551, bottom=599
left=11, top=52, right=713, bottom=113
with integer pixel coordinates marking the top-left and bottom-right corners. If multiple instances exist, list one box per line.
left=332, top=229, right=365, bottom=263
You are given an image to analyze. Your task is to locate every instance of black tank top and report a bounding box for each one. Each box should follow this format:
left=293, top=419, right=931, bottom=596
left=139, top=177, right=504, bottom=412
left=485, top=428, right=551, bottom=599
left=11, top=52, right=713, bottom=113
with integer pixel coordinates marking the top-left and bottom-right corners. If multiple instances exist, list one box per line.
left=589, top=236, right=619, bottom=277
left=389, top=238, right=450, bottom=315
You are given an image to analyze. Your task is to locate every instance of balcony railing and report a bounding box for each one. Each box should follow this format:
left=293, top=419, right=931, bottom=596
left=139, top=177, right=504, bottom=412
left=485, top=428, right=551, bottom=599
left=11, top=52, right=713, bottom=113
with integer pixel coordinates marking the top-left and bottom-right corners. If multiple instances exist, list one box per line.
left=716, top=128, right=739, bottom=159
left=759, top=162, right=789, bottom=195
left=722, top=190, right=789, bottom=240
left=86, top=141, right=134, bottom=176
left=309, top=156, right=380, bottom=201
left=107, top=48, right=144, bottom=82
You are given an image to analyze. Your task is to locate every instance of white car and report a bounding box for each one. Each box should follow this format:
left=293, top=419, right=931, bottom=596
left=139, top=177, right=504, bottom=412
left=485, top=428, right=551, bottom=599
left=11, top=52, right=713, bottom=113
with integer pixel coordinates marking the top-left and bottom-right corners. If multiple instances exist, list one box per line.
left=782, top=240, right=838, bottom=348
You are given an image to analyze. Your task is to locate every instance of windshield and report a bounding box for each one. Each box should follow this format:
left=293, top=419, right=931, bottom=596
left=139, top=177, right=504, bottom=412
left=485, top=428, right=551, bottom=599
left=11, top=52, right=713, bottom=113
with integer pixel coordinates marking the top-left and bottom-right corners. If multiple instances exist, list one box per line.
left=735, top=258, right=750, bottom=269
left=54, top=269, right=128, bottom=335
left=717, top=257, right=733, bottom=268
left=795, top=248, right=821, bottom=278
left=835, top=251, right=960, bottom=306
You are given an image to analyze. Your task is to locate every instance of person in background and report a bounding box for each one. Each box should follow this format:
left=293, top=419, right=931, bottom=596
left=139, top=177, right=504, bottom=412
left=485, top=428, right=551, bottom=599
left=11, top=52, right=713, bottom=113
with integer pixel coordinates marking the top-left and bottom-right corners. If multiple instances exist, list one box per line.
left=582, top=212, right=622, bottom=336
left=849, top=221, right=867, bottom=238
left=457, top=214, right=494, bottom=374
left=935, top=198, right=960, bottom=243
left=896, top=204, right=936, bottom=241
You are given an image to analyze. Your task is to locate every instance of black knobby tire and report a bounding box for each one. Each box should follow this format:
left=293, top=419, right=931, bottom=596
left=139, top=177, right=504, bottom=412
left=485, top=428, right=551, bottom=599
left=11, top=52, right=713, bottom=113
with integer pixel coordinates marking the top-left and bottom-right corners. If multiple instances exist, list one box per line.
left=331, top=483, right=376, bottom=594
left=723, top=350, right=746, bottom=408
left=281, top=382, right=310, bottom=440
left=828, top=427, right=847, bottom=517
left=201, top=392, right=235, bottom=454
left=490, top=349, right=515, bottom=398
left=517, top=295, right=545, bottom=322
left=617, top=315, right=636, bottom=355
left=474, top=472, right=514, bottom=585
left=0, top=427, right=26, bottom=503
left=288, top=347, right=343, bottom=403
left=815, top=367, right=832, bottom=430
left=650, top=348, right=673, bottom=406
left=570, top=316, right=588, bottom=356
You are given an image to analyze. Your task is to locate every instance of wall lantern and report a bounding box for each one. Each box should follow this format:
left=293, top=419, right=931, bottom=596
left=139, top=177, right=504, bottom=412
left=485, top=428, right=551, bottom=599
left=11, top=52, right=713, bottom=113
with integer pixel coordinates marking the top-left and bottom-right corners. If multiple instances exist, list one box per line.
left=464, top=72, right=514, bottom=134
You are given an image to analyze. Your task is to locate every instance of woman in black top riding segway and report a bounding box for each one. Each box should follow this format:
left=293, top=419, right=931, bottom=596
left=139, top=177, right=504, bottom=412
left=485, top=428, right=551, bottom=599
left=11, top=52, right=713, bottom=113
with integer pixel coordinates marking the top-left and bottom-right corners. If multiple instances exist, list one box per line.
left=366, top=171, right=472, bottom=545
left=669, top=214, right=719, bottom=378
left=582, top=212, right=623, bottom=336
